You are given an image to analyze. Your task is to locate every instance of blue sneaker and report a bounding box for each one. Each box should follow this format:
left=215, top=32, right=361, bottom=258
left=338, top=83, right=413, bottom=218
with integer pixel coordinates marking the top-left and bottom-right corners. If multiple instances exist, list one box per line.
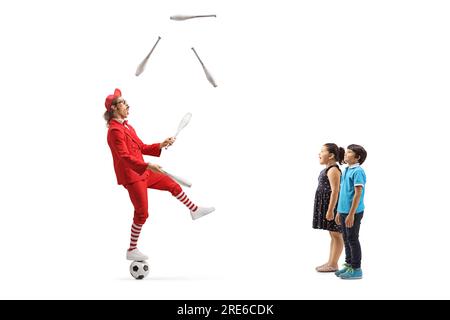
left=334, top=263, right=351, bottom=277
left=339, top=267, right=363, bottom=280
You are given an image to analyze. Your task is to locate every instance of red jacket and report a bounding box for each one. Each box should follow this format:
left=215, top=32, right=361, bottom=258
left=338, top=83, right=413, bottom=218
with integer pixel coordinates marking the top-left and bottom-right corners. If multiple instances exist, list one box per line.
left=107, top=120, right=161, bottom=185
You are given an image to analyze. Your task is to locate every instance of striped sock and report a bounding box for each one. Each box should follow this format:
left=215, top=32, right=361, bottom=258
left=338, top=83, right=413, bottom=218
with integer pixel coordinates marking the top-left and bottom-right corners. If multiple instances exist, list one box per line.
left=175, top=191, right=198, bottom=212
left=128, top=223, right=143, bottom=251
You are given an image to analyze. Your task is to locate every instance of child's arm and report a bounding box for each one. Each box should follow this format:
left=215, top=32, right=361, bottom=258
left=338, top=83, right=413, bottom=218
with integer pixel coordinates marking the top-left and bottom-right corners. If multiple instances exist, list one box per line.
left=345, top=186, right=363, bottom=228
left=326, top=168, right=340, bottom=221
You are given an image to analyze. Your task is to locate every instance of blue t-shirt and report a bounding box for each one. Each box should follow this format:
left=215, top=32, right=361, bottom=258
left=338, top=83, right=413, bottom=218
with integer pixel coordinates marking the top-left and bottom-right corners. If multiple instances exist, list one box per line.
left=337, top=164, right=366, bottom=214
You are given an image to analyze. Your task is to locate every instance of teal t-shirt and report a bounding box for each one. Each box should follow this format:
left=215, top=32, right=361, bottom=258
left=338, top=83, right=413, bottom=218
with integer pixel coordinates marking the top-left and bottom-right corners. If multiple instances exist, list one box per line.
left=337, top=164, right=366, bottom=214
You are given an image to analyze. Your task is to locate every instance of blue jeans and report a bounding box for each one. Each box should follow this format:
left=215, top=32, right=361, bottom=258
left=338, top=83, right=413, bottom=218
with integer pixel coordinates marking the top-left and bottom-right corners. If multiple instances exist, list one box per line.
left=340, top=212, right=364, bottom=269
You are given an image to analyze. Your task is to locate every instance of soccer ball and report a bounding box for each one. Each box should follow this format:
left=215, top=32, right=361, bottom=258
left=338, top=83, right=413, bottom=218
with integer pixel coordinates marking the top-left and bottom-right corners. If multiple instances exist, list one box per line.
left=129, top=260, right=150, bottom=280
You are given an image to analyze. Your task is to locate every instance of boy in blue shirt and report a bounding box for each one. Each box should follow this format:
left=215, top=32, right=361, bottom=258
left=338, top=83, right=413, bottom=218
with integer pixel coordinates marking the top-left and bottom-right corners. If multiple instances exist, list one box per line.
left=335, top=144, right=367, bottom=280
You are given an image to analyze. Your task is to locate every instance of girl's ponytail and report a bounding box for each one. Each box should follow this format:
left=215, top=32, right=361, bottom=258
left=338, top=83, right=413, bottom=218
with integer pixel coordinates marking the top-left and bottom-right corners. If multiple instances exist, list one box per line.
left=324, top=143, right=345, bottom=165
left=337, top=147, right=345, bottom=165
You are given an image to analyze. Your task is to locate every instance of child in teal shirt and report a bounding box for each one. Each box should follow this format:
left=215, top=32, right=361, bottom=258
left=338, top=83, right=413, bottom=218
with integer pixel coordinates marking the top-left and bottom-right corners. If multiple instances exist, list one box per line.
left=335, top=144, right=367, bottom=280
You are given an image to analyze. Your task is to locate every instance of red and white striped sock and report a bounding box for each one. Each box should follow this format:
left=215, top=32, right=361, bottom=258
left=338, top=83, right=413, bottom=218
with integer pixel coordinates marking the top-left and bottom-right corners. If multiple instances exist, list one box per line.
left=175, top=191, right=198, bottom=212
left=128, top=223, right=143, bottom=251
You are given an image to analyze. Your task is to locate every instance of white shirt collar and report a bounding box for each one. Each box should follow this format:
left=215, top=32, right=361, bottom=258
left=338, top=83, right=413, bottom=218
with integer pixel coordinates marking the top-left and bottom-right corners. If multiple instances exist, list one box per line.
left=112, top=118, right=127, bottom=125
left=348, top=163, right=360, bottom=169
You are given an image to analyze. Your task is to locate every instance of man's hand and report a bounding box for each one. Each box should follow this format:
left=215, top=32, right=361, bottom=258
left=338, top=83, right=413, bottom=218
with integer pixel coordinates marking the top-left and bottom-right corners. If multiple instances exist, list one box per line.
left=147, top=163, right=163, bottom=173
left=160, top=137, right=176, bottom=149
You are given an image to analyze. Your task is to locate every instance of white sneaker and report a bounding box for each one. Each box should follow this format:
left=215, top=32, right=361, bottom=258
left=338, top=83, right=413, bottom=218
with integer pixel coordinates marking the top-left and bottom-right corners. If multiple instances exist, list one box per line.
left=190, top=206, right=215, bottom=220
left=126, top=248, right=148, bottom=261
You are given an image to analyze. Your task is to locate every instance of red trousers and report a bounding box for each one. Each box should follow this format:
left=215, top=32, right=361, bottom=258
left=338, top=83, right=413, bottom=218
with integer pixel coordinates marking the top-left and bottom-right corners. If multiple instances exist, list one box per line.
left=125, top=172, right=182, bottom=224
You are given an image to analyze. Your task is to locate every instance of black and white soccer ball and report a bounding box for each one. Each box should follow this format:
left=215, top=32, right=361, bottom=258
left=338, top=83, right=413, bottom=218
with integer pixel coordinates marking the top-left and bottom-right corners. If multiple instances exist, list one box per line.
left=129, top=261, right=150, bottom=280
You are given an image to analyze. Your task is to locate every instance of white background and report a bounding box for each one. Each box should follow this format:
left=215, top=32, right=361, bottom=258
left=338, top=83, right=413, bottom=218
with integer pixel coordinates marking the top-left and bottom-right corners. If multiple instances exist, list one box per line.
left=0, top=0, right=449, bottom=299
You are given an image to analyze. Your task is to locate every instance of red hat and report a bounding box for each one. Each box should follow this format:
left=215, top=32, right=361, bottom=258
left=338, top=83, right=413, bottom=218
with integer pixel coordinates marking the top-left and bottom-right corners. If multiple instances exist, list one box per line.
left=105, top=88, right=122, bottom=112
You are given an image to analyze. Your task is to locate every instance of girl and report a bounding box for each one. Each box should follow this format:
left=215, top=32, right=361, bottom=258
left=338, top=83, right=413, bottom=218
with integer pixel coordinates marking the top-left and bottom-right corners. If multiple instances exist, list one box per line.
left=313, top=143, right=344, bottom=272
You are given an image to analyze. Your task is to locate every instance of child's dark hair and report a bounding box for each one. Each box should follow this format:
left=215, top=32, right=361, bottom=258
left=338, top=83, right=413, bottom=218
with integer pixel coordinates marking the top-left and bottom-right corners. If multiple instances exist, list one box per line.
left=348, top=144, right=367, bottom=164
left=324, top=143, right=345, bottom=165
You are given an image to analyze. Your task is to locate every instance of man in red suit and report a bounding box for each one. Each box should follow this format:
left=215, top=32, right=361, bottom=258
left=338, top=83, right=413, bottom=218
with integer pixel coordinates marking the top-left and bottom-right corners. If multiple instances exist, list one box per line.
left=104, top=88, right=215, bottom=261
